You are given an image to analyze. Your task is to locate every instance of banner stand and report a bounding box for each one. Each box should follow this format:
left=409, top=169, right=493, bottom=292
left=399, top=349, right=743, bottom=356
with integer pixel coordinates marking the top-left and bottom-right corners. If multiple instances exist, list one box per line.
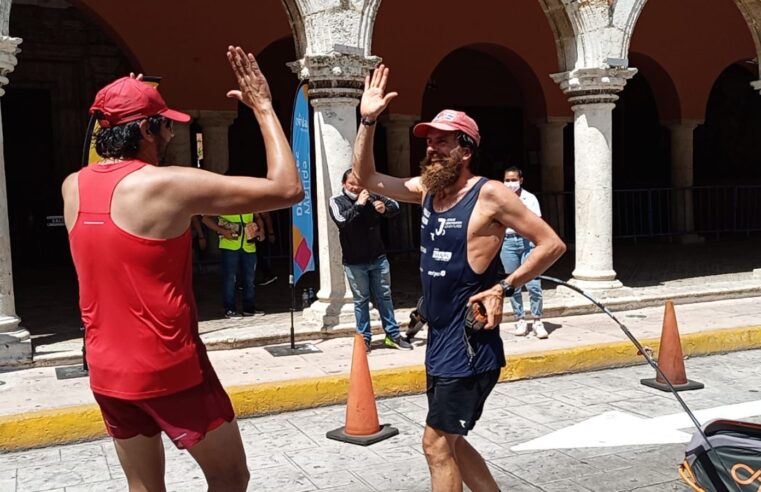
left=265, top=83, right=320, bottom=358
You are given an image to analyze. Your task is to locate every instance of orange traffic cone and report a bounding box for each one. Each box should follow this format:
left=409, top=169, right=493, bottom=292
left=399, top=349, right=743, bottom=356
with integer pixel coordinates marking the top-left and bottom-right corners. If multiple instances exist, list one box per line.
left=641, top=301, right=704, bottom=392
left=326, top=333, right=399, bottom=445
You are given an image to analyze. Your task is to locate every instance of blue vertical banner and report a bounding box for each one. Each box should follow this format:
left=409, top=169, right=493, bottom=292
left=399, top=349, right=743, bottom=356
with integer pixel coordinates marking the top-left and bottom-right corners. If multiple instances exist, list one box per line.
left=290, top=84, right=314, bottom=286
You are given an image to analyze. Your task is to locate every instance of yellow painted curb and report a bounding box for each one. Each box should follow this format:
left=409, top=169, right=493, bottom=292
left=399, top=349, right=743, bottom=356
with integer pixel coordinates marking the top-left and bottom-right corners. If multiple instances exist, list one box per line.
left=2, top=325, right=760, bottom=452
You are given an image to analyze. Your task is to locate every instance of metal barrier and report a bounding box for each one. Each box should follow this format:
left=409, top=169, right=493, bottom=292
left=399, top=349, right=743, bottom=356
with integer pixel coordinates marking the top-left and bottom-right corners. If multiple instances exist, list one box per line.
left=195, top=185, right=760, bottom=266
left=538, top=185, right=761, bottom=240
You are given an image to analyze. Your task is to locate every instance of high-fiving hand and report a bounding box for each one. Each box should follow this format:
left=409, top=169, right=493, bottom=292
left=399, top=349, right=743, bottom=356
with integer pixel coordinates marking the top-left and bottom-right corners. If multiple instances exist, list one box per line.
left=360, top=64, right=398, bottom=120
left=226, top=46, right=273, bottom=113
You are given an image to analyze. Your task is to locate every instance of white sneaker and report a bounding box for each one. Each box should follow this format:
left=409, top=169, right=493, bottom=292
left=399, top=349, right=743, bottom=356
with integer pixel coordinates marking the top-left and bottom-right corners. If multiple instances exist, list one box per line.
left=533, top=320, right=548, bottom=339
left=513, top=319, right=529, bottom=336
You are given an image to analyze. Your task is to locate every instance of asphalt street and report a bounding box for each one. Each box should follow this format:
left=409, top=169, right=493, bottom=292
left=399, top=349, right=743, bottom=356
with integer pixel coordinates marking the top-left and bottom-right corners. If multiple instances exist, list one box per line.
left=4, top=348, right=761, bottom=491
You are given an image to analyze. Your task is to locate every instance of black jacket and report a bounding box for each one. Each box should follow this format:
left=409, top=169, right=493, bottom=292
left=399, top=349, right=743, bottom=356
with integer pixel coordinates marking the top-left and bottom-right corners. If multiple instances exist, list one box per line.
left=328, top=189, right=400, bottom=265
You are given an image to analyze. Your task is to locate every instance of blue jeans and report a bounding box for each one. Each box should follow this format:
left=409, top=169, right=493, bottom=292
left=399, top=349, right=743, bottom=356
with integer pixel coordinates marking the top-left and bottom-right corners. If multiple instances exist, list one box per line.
left=221, top=248, right=257, bottom=312
left=500, top=235, right=543, bottom=319
left=344, top=256, right=401, bottom=342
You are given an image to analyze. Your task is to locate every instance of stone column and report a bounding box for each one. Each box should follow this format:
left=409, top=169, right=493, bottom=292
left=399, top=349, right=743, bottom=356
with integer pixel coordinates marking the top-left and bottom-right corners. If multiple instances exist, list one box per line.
left=0, top=33, right=32, bottom=365
left=196, top=110, right=237, bottom=175
left=381, top=113, right=418, bottom=253
left=551, top=68, right=636, bottom=291
left=667, top=120, right=703, bottom=243
left=164, top=120, right=193, bottom=167
left=291, top=54, right=379, bottom=327
left=537, top=117, right=570, bottom=238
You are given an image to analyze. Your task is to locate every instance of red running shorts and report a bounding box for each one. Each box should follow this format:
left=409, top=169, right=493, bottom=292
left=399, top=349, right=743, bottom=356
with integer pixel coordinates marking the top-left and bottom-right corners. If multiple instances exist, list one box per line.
left=93, top=356, right=235, bottom=450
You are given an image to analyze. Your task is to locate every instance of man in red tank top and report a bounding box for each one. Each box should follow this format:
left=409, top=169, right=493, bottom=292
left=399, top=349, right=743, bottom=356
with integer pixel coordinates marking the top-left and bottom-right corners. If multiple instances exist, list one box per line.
left=62, top=46, right=304, bottom=492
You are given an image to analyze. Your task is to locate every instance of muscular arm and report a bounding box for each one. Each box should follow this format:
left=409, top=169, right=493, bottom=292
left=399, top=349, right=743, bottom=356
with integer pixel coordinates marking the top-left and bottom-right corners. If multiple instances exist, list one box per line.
left=352, top=64, right=424, bottom=205
left=167, top=46, right=302, bottom=217
left=488, top=183, right=564, bottom=288
left=352, top=123, right=423, bottom=205
left=470, top=181, right=566, bottom=328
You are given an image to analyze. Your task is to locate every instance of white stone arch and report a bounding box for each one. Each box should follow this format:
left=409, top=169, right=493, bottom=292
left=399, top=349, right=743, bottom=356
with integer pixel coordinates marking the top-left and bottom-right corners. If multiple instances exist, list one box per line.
left=732, top=0, right=761, bottom=90
left=537, top=0, right=579, bottom=71
left=611, top=0, right=648, bottom=63
left=538, top=0, right=642, bottom=71
left=281, top=0, right=382, bottom=58
left=612, top=0, right=761, bottom=90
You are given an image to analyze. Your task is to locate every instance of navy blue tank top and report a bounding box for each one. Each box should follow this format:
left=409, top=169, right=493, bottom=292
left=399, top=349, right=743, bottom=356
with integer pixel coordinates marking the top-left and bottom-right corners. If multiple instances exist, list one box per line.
left=420, top=177, right=506, bottom=377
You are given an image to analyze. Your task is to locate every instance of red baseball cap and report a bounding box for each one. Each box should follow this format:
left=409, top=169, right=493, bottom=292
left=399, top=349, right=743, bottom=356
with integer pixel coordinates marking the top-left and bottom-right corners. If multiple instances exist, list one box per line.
left=89, top=76, right=191, bottom=128
left=413, top=109, right=481, bottom=147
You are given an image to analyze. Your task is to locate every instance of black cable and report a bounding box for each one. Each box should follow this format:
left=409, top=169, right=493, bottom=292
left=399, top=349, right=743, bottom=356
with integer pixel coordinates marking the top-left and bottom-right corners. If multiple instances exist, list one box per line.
left=537, top=275, right=737, bottom=484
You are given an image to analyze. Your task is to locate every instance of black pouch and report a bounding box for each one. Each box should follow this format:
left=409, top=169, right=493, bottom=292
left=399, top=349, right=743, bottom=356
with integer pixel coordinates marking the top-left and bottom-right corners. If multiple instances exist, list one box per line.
left=464, top=301, right=486, bottom=337
left=405, top=296, right=427, bottom=341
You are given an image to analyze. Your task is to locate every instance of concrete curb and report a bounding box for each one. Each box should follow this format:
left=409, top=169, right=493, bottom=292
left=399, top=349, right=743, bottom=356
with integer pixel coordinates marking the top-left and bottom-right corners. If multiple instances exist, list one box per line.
left=2, top=325, right=760, bottom=452
left=28, top=283, right=761, bottom=369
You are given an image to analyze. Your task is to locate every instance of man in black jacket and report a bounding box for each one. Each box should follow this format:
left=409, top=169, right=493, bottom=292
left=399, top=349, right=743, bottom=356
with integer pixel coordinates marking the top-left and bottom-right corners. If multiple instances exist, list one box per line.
left=329, top=169, right=412, bottom=352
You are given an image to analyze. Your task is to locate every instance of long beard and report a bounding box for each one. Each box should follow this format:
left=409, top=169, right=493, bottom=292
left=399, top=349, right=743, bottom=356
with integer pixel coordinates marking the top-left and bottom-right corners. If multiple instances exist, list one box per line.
left=420, top=152, right=463, bottom=196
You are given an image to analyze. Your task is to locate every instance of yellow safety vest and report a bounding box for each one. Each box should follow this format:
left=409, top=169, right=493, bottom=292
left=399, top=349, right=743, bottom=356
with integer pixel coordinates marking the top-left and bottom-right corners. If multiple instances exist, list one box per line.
left=218, top=214, right=257, bottom=253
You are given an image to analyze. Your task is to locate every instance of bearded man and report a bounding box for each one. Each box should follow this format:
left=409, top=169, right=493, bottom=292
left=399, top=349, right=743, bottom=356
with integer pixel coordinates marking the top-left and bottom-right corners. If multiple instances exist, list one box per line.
left=351, top=65, right=566, bottom=492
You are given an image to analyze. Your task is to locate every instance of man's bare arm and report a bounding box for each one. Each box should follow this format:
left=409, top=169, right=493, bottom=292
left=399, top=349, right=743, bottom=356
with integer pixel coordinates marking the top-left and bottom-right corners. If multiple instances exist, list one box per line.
left=470, top=181, right=566, bottom=328
left=487, top=182, right=565, bottom=288
left=352, top=65, right=423, bottom=205
left=169, top=47, right=303, bottom=216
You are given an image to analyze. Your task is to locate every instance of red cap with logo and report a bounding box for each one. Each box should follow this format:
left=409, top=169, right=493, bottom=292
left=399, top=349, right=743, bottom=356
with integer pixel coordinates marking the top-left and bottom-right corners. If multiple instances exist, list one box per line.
left=413, top=109, right=481, bottom=147
left=89, top=77, right=191, bottom=128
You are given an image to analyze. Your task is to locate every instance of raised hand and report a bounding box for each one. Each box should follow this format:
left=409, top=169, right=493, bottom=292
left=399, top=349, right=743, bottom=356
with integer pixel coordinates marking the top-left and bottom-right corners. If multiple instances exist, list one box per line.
left=360, top=64, right=398, bottom=119
left=226, top=46, right=273, bottom=113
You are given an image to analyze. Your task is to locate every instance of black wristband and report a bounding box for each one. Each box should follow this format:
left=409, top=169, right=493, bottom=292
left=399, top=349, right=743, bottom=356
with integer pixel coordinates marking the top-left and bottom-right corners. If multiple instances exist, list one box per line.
left=360, top=116, right=376, bottom=126
left=499, top=279, right=515, bottom=297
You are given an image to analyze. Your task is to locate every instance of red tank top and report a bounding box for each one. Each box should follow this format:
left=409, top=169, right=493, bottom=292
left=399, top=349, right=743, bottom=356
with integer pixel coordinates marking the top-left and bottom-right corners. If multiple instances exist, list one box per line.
left=69, top=160, right=203, bottom=399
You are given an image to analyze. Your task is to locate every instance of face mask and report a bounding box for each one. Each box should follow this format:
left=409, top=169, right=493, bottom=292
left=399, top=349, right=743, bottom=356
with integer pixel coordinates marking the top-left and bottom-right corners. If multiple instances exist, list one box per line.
left=504, top=181, right=521, bottom=192
left=344, top=189, right=358, bottom=200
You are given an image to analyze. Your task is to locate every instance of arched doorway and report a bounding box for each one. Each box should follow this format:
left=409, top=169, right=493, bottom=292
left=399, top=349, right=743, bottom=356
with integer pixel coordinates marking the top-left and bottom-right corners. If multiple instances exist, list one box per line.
left=419, top=45, right=546, bottom=184
left=696, top=63, right=761, bottom=186
left=694, top=62, right=761, bottom=234
left=613, top=71, right=670, bottom=190
left=3, top=0, right=136, bottom=340
left=611, top=55, right=675, bottom=238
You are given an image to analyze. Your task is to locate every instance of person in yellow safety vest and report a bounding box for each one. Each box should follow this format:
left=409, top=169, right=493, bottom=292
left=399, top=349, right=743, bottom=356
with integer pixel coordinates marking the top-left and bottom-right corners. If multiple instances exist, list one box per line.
left=202, top=213, right=265, bottom=319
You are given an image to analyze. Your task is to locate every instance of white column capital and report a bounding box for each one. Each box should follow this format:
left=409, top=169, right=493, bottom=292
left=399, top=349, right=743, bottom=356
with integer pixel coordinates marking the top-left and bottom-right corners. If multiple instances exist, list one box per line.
left=533, top=116, right=572, bottom=129
left=551, top=67, right=637, bottom=106
left=289, top=53, right=380, bottom=101
left=752, top=80, right=761, bottom=94
left=664, top=119, right=702, bottom=132
left=309, top=97, right=358, bottom=110
left=0, top=35, right=21, bottom=97
left=380, top=113, right=419, bottom=129
left=196, top=110, right=237, bottom=129
left=196, top=110, right=236, bottom=175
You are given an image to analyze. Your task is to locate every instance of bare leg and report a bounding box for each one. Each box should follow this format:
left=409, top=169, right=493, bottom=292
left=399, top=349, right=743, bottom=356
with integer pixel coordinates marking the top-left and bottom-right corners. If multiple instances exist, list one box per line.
left=113, top=433, right=166, bottom=492
left=454, top=437, right=499, bottom=492
left=422, top=425, right=463, bottom=492
left=187, top=419, right=250, bottom=492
